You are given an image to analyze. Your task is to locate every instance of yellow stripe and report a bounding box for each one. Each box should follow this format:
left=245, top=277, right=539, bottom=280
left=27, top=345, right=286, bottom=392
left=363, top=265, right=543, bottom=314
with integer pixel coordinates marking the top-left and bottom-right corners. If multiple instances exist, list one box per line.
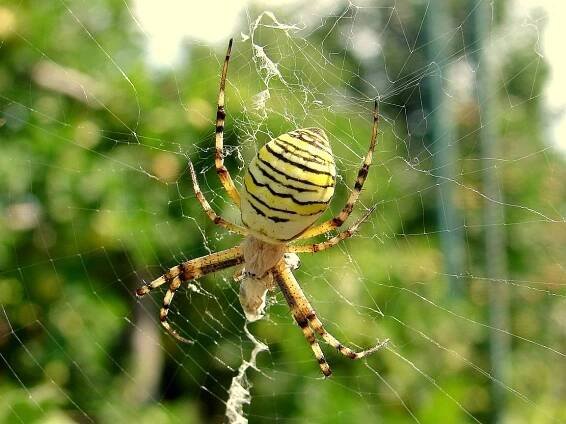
left=248, top=164, right=334, bottom=203
left=264, top=143, right=334, bottom=177
left=289, top=129, right=333, bottom=154
left=259, top=147, right=335, bottom=187
left=277, top=134, right=334, bottom=163
left=244, top=174, right=329, bottom=216
left=252, top=159, right=333, bottom=191
left=274, top=139, right=327, bottom=165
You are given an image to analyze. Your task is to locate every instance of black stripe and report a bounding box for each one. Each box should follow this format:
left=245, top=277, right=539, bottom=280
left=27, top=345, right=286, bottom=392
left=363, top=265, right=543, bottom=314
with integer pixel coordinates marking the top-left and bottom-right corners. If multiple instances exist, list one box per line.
left=178, top=262, right=189, bottom=281
left=244, top=185, right=296, bottom=215
left=301, top=129, right=333, bottom=154
left=216, top=108, right=226, bottom=120
left=290, top=130, right=332, bottom=154
left=248, top=170, right=331, bottom=207
left=277, top=136, right=330, bottom=160
left=274, top=139, right=326, bottom=164
left=215, top=125, right=224, bottom=134
left=297, top=318, right=309, bottom=328
left=312, top=140, right=332, bottom=154
left=164, top=270, right=174, bottom=285
left=331, top=216, right=345, bottom=226
left=257, top=157, right=334, bottom=189
left=201, top=256, right=244, bottom=275
left=265, top=144, right=335, bottom=177
left=247, top=200, right=290, bottom=223
left=274, top=138, right=329, bottom=165
left=354, top=164, right=370, bottom=191
left=251, top=162, right=317, bottom=193
left=280, top=286, right=296, bottom=306
left=239, top=216, right=289, bottom=243
left=359, top=164, right=370, bottom=178
left=244, top=187, right=323, bottom=219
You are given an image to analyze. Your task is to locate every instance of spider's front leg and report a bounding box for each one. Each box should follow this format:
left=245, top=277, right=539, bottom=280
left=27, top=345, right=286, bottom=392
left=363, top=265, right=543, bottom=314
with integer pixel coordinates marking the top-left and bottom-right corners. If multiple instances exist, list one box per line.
left=214, top=38, right=241, bottom=206
left=288, top=205, right=376, bottom=254
left=298, top=101, right=379, bottom=241
left=136, top=246, right=244, bottom=343
left=188, top=161, right=247, bottom=236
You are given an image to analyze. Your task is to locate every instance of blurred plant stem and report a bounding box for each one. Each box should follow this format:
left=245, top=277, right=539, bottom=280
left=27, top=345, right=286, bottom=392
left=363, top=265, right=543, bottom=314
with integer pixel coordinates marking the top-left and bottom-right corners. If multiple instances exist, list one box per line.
left=425, top=0, right=466, bottom=296
left=473, top=1, right=511, bottom=422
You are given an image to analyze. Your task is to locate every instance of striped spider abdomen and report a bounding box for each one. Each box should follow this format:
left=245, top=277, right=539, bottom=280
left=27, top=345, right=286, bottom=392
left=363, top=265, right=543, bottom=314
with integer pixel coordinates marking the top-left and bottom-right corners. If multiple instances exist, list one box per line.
left=241, top=128, right=336, bottom=242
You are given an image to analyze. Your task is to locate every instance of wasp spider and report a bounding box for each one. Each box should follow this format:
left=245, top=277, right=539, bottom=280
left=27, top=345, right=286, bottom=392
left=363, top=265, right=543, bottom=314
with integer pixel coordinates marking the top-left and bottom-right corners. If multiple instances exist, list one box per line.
left=136, top=39, right=387, bottom=377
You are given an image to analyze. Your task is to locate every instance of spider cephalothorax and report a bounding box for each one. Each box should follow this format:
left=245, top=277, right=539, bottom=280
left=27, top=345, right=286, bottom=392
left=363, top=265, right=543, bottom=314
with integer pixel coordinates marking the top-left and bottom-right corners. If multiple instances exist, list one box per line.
left=136, top=39, right=388, bottom=377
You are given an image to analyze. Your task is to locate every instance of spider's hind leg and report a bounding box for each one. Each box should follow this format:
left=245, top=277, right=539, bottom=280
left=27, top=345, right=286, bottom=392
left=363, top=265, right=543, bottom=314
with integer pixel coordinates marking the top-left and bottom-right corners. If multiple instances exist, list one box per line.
left=297, top=316, right=332, bottom=377
left=306, top=311, right=389, bottom=359
left=273, top=259, right=386, bottom=376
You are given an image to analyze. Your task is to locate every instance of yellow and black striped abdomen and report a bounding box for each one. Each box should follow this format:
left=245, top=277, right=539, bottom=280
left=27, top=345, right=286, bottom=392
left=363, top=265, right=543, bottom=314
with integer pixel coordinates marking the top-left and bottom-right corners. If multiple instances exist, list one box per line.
left=241, top=128, right=336, bottom=242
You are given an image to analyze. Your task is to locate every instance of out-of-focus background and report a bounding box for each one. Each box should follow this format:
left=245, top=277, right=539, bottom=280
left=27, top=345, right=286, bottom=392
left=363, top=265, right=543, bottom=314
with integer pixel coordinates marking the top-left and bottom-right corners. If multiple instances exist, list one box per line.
left=1, top=0, right=565, bottom=423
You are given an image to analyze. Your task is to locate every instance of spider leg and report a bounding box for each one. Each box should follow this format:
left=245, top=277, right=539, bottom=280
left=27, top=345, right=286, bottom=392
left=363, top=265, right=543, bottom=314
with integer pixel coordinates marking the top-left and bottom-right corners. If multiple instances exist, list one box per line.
left=136, top=246, right=244, bottom=343
left=189, top=161, right=247, bottom=236
left=160, top=272, right=191, bottom=343
left=273, top=261, right=331, bottom=377
left=298, top=316, right=332, bottom=377
left=288, top=205, right=376, bottom=254
left=306, top=311, right=389, bottom=360
left=215, top=38, right=241, bottom=207
left=273, top=260, right=384, bottom=377
left=298, top=101, right=379, bottom=240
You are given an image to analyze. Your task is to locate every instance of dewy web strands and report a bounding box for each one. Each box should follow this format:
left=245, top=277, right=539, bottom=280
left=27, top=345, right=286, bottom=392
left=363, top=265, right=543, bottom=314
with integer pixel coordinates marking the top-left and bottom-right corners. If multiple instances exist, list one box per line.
left=0, top=2, right=564, bottom=423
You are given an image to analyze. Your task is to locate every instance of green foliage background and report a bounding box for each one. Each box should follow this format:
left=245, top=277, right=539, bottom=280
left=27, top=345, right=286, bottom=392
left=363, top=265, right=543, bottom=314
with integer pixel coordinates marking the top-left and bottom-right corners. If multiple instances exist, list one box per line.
left=1, top=1, right=564, bottom=423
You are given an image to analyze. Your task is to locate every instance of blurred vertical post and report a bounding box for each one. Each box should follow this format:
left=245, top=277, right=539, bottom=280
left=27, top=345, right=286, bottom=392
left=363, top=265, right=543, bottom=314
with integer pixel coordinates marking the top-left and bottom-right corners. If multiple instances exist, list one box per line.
left=472, top=1, right=510, bottom=422
left=424, top=1, right=466, bottom=296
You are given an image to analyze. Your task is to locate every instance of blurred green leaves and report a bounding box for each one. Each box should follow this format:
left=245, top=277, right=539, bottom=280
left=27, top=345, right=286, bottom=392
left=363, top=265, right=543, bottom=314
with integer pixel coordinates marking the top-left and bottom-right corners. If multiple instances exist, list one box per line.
left=1, top=1, right=565, bottom=423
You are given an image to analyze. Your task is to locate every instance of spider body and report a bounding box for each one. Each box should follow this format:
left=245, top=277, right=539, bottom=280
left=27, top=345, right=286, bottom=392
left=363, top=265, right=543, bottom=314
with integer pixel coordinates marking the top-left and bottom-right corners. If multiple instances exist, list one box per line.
left=241, top=128, right=336, bottom=242
left=136, top=39, right=387, bottom=377
left=238, top=236, right=285, bottom=321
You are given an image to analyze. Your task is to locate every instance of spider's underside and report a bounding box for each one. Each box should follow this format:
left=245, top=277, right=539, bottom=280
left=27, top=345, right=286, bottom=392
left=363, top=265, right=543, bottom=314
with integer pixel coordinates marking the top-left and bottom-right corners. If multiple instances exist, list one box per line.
left=136, top=39, right=388, bottom=377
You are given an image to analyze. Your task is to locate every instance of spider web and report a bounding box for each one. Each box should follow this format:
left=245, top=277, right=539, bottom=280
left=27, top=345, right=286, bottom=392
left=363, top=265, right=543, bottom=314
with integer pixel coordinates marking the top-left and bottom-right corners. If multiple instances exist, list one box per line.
left=1, top=1, right=565, bottom=423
